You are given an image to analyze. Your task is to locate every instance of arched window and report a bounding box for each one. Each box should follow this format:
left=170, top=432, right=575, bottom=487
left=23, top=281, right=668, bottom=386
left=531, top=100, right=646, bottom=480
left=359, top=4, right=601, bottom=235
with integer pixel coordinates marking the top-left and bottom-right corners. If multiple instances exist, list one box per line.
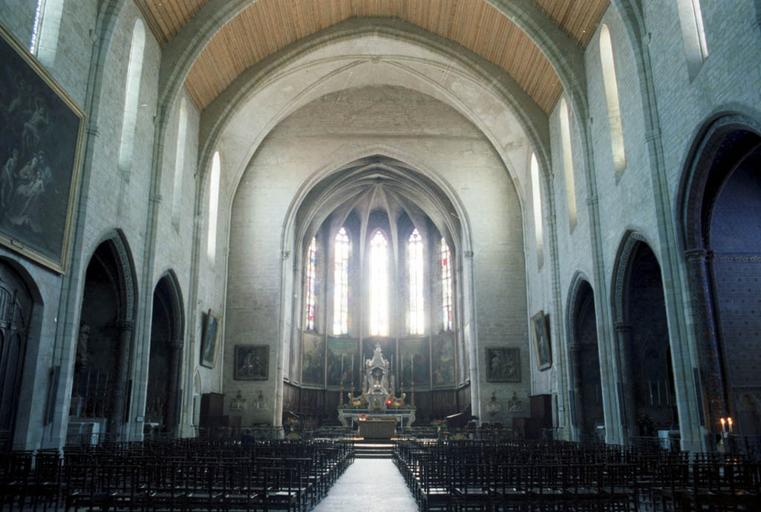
left=207, top=151, right=221, bottom=262
left=31, top=0, right=64, bottom=67
left=440, top=238, right=453, bottom=332
left=171, top=98, right=188, bottom=222
left=304, top=237, right=318, bottom=331
left=530, top=153, right=544, bottom=264
left=332, top=228, right=350, bottom=335
left=599, top=24, right=626, bottom=174
left=407, top=229, right=424, bottom=335
left=369, top=230, right=389, bottom=336
left=676, top=0, right=708, bottom=79
left=559, top=97, right=577, bottom=228
left=117, top=19, right=146, bottom=173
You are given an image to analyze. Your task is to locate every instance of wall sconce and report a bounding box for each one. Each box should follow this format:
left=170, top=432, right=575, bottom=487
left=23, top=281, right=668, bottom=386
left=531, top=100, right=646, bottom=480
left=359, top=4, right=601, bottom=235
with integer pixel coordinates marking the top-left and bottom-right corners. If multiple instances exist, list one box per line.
left=486, top=391, right=500, bottom=419
left=255, top=390, right=265, bottom=410
left=230, top=390, right=247, bottom=412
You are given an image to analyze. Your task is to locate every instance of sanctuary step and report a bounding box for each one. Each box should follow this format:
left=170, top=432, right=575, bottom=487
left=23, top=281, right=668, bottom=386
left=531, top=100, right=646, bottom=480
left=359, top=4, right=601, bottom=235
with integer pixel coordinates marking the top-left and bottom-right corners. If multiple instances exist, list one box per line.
left=354, top=440, right=394, bottom=459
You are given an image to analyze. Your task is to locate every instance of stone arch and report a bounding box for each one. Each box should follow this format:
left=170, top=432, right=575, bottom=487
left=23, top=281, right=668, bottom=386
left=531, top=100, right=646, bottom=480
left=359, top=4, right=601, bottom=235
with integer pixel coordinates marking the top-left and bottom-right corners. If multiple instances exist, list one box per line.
left=565, top=272, right=604, bottom=441
left=678, top=111, right=761, bottom=438
left=611, top=232, right=679, bottom=444
left=145, top=270, right=185, bottom=436
left=0, top=258, right=43, bottom=450
left=70, top=230, right=137, bottom=441
left=275, top=154, right=479, bottom=425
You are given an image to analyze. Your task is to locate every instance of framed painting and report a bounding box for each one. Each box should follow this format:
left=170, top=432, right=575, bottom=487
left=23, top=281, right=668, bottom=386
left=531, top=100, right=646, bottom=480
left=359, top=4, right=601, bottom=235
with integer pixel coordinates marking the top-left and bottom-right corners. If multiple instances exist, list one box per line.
left=0, top=24, right=85, bottom=273
left=485, top=347, right=521, bottom=383
left=400, top=338, right=430, bottom=388
left=234, top=345, right=269, bottom=381
left=326, top=337, right=359, bottom=387
left=431, top=334, right=455, bottom=387
left=200, top=309, right=219, bottom=368
left=532, top=311, right=552, bottom=370
left=301, top=335, right=325, bottom=386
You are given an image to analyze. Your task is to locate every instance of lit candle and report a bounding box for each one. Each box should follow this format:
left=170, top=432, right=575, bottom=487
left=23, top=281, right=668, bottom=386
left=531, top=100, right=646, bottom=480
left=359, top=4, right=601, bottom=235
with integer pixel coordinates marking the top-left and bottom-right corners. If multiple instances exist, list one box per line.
left=720, top=418, right=726, bottom=433
left=727, top=417, right=733, bottom=433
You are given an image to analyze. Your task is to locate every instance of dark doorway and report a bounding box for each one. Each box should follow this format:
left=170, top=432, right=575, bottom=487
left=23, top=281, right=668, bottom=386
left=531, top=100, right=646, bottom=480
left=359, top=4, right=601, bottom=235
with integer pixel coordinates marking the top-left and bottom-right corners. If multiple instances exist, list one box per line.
left=70, top=240, right=134, bottom=442
left=570, top=280, right=604, bottom=442
left=622, top=243, right=679, bottom=439
left=146, top=274, right=183, bottom=436
left=0, top=262, right=33, bottom=450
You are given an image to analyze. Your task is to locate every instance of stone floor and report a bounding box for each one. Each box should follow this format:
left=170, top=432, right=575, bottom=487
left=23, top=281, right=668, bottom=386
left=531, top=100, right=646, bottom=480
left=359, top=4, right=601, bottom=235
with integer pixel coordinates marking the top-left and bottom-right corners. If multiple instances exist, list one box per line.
left=312, top=459, right=419, bottom=511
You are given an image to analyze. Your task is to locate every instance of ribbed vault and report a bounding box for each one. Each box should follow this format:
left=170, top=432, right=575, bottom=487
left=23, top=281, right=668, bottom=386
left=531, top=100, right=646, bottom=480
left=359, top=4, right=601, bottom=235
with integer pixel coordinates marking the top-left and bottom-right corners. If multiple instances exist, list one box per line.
left=135, top=0, right=609, bottom=111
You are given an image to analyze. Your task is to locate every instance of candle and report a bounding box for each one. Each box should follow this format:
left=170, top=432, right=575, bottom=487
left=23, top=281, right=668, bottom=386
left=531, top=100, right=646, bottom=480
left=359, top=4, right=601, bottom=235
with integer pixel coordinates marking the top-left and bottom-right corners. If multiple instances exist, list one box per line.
left=727, top=417, right=733, bottom=433
left=720, top=418, right=726, bottom=433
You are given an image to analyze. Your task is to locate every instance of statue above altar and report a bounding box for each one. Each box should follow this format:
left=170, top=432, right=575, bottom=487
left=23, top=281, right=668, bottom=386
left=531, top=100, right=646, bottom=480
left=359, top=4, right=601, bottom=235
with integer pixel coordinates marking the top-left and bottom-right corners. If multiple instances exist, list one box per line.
left=363, top=343, right=394, bottom=411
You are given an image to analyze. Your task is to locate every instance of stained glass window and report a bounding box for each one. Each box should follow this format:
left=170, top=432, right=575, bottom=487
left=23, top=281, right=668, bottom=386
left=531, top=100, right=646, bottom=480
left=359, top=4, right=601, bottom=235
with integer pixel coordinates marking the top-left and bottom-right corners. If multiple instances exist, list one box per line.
left=305, top=237, right=318, bottom=331
left=369, top=230, right=389, bottom=336
left=440, top=238, right=453, bottom=331
left=408, top=229, right=425, bottom=335
left=332, top=228, right=350, bottom=335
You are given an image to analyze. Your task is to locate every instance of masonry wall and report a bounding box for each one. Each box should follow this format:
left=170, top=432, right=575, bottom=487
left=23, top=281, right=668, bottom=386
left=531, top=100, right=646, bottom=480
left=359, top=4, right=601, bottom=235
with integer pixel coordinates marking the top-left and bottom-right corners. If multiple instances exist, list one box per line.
left=225, top=86, right=530, bottom=426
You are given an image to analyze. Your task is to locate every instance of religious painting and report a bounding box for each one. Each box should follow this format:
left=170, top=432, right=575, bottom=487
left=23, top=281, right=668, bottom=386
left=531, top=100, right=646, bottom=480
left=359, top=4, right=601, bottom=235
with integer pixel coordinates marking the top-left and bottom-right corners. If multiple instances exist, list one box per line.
left=485, top=347, right=521, bottom=383
left=0, top=24, right=85, bottom=273
left=363, top=338, right=396, bottom=383
left=400, top=338, right=430, bottom=389
left=301, top=335, right=325, bottom=386
left=532, top=311, right=552, bottom=370
left=327, top=337, right=359, bottom=388
left=200, top=310, right=219, bottom=368
left=234, top=345, right=269, bottom=381
left=431, top=334, right=455, bottom=387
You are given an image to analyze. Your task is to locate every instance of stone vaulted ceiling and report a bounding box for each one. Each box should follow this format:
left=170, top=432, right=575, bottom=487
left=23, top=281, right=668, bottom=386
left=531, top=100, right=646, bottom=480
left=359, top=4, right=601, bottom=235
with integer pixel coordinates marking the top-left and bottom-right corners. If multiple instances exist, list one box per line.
left=135, top=0, right=609, bottom=112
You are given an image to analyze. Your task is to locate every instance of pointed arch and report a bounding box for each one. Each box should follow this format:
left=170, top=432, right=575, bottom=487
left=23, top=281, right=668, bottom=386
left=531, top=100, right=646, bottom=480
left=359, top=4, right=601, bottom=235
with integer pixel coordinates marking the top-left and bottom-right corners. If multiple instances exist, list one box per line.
left=369, top=229, right=389, bottom=337
left=599, top=24, right=627, bottom=174
left=118, top=19, right=146, bottom=174
left=332, top=227, right=350, bottom=335
left=407, top=228, right=424, bottom=335
left=30, top=0, right=65, bottom=67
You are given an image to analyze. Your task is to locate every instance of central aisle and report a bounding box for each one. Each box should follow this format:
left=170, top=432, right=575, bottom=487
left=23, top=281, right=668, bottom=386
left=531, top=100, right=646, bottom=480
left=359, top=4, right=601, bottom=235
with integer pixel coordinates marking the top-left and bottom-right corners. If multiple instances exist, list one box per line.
left=313, top=459, right=419, bottom=512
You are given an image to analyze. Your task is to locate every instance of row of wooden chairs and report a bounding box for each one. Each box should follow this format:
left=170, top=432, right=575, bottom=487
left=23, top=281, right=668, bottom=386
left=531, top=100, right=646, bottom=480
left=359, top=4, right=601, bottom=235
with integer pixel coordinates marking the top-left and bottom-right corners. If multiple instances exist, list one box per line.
left=393, top=440, right=761, bottom=511
left=0, top=439, right=353, bottom=511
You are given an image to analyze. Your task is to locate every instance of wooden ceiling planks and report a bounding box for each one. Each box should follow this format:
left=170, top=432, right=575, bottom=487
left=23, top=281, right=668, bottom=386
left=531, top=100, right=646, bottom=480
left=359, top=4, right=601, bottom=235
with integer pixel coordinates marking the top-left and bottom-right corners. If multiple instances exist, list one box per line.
left=535, top=0, right=610, bottom=46
left=134, top=0, right=206, bottom=44
left=137, top=0, right=610, bottom=111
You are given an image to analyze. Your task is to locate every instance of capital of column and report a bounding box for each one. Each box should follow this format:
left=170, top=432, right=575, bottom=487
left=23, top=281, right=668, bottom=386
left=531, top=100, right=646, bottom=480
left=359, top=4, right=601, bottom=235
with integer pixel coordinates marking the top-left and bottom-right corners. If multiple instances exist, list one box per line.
left=685, top=248, right=712, bottom=262
left=116, top=320, right=135, bottom=333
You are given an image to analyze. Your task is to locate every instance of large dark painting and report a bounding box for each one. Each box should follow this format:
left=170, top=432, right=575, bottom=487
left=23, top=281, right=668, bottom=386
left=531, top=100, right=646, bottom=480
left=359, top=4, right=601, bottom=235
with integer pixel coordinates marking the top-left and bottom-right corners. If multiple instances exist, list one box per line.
left=234, top=345, right=268, bottom=380
left=400, top=338, right=429, bottom=389
left=485, top=347, right=521, bottom=383
left=532, top=311, right=552, bottom=370
left=200, top=310, right=219, bottom=369
left=302, top=335, right=325, bottom=386
left=327, top=337, right=359, bottom=388
left=431, top=334, right=455, bottom=387
left=0, top=25, right=84, bottom=272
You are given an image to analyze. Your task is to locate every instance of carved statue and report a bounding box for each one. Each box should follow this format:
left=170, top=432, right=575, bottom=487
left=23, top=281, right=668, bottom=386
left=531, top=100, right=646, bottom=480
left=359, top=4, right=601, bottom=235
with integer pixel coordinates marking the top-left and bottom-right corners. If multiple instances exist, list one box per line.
left=364, top=344, right=394, bottom=411
left=75, top=323, right=90, bottom=367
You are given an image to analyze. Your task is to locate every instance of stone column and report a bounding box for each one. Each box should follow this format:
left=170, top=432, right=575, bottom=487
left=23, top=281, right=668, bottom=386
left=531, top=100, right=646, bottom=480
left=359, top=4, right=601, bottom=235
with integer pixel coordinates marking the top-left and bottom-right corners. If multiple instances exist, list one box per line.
left=569, top=343, right=583, bottom=437
left=614, top=322, right=636, bottom=442
left=109, top=320, right=134, bottom=440
left=684, top=249, right=727, bottom=435
left=166, top=338, right=183, bottom=435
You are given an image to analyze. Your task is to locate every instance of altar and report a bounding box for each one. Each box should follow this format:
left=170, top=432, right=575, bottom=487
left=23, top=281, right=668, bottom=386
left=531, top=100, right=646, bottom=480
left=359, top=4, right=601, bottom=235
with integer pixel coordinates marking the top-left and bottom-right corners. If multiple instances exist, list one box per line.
left=337, top=408, right=416, bottom=431
left=337, top=343, right=416, bottom=438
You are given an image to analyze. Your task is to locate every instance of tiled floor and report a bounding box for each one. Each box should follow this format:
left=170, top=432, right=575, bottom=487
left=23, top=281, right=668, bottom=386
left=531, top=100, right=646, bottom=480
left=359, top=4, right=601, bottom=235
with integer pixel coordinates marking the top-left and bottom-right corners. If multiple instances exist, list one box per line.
left=312, top=459, right=419, bottom=511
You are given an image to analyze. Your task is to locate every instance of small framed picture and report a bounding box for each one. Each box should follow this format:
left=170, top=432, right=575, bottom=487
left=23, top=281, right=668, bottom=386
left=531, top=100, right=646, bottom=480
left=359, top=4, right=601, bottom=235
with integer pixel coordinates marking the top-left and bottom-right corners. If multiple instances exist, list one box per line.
left=532, top=311, right=552, bottom=370
left=234, top=345, right=269, bottom=381
left=200, top=309, right=219, bottom=368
